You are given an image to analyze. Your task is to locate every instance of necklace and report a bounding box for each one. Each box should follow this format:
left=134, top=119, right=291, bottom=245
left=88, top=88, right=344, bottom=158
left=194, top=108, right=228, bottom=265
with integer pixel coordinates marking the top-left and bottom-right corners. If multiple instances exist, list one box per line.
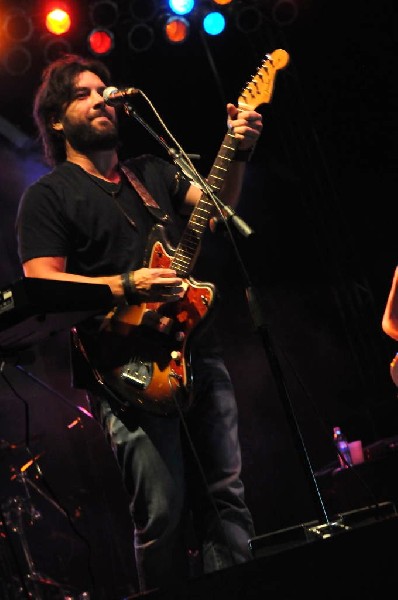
left=72, top=162, right=137, bottom=229
left=67, top=160, right=122, bottom=194
left=85, top=170, right=123, bottom=197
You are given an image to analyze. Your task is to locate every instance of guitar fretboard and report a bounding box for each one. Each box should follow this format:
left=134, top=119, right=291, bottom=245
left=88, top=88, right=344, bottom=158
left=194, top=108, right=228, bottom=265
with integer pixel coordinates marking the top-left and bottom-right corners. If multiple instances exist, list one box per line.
left=171, top=131, right=238, bottom=278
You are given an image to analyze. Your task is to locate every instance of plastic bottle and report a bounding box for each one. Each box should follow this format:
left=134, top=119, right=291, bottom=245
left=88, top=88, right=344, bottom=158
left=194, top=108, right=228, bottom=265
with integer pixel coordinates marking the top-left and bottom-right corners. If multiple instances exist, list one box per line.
left=333, top=426, right=352, bottom=468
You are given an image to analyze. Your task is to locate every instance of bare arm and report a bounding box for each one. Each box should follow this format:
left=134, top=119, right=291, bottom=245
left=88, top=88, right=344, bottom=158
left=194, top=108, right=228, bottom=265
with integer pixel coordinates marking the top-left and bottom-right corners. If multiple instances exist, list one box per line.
left=382, top=266, right=398, bottom=340
left=23, top=256, right=183, bottom=303
left=23, top=256, right=125, bottom=297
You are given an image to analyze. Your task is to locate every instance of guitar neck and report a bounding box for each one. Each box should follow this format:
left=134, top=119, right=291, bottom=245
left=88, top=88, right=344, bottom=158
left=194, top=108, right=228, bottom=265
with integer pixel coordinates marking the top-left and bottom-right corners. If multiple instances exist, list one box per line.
left=171, top=131, right=238, bottom=278
left=169, top=48, right=290, bottom=279
left=206, top=130, right=239, bottom=194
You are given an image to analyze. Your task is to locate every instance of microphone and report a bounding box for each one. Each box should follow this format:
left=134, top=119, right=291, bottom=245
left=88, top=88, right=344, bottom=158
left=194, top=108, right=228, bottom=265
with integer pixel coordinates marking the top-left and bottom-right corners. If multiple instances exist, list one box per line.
left=102, top=86, right=140, bottom=106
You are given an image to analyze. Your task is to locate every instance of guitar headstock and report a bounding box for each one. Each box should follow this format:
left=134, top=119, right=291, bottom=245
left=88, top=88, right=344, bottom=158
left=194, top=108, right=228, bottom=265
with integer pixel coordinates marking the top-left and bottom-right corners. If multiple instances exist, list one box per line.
left=238, top=49, right=290, bottom=111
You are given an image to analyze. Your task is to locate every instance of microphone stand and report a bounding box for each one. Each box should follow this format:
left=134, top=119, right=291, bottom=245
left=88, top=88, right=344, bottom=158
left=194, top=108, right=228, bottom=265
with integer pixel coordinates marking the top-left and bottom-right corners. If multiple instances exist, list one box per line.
left=122, top=101, right=340, bottom=534
left=123, top=103, right=254, bottom=238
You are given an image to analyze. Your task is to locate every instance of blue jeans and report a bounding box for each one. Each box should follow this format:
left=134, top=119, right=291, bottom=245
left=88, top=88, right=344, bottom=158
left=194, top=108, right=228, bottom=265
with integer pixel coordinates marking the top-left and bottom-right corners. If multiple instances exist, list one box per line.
left=90, top=354, right=255, bottom=592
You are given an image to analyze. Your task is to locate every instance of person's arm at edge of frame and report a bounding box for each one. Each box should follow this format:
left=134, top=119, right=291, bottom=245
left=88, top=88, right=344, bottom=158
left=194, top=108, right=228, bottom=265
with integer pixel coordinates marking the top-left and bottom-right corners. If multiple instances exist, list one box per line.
left=382, top=266, right=398, bottom=341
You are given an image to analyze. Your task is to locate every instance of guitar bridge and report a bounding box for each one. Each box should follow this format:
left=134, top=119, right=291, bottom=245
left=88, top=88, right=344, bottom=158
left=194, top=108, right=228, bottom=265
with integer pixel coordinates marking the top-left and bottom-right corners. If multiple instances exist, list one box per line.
left=120, top=360, right=153, bottom=389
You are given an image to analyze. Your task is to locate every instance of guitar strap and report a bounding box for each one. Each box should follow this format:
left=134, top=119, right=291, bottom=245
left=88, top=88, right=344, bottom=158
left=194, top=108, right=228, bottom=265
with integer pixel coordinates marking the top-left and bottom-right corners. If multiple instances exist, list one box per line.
left=120, top=164, right=171, bottom=225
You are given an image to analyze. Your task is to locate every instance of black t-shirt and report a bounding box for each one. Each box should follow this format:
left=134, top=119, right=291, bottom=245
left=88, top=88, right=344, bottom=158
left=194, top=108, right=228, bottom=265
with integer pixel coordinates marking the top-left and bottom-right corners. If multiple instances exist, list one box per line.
left=17, top=155, right=189, bottom=275
left=16, top=155, right=221, bottom=389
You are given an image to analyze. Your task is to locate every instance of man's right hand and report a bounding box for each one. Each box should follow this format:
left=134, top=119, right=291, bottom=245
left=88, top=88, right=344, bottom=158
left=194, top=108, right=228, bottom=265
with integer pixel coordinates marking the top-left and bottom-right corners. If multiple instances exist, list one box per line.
left=129, top=268, right=184, bottom=303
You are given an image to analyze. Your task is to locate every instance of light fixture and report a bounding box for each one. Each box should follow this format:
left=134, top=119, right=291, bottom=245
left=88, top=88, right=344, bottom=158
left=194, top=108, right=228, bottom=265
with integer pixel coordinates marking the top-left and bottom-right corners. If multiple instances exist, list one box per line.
left=202, top=11, right=226, bottom=36
left=87, top=28, right=114, bottom=56
left=43, top=35, right=72, bottom=63
left=168, top=0, right=195, bottom=16
left=2, top=44, right=32, bottom=76
left=163, top=15, right=190, bottom=44
left=3, top=8, right=34, bottom=43
left=130, top=0, right=158, bottom=22
left=45, top=8, right=72, bottom=35
left=89, top=0, right=119, bottom=28
left=272, top=0, right=298, bottom=26
left=235, top=5, right=262, bottom=33
left=127, top=23, right=155, bottom=53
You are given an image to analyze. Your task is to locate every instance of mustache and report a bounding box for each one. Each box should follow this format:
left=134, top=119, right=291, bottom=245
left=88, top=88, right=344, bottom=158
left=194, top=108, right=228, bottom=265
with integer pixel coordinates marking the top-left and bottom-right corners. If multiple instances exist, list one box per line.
left=90, top=109, right=116, bottom=123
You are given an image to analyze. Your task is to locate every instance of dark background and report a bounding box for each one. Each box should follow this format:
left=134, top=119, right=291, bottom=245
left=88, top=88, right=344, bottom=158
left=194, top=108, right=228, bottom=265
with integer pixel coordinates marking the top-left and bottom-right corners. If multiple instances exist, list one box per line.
left=1, top=0, right=398, bottom=597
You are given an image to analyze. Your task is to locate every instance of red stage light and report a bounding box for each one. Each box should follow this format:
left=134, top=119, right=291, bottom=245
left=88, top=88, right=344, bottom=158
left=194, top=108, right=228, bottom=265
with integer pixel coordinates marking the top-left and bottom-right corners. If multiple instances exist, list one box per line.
left=164, top=16, right=189, bottom=44
left=87, top=28, right=114, bottom=56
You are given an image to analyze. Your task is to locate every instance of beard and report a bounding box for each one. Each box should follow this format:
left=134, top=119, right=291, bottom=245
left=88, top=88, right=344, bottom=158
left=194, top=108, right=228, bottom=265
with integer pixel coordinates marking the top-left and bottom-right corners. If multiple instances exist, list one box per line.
left=62, top=116, right=119, bottom=153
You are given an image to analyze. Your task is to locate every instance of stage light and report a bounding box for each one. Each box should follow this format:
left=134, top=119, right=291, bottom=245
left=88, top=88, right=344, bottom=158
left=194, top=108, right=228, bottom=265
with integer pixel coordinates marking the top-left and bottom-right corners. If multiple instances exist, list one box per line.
left=2, top=44, right=32, bottom=76
left=89, top=0, right=119, bottom=28
left=235, top=4, right=262, bottom=33
left=168, top=0, right=195, bottom=16
left=202, top=11, right=226, bottom=36
left=45, top=8, right=71, bottom=35
left=212, top=0, right=233, bottom=4
left=3, top=8, right=34, bottom=43
left=128, top=23, right=155, bottom=53
left=272, top=0, right=298, bottom=25
left=43, top=35, right=72, bottom=62
left=163, top=16, right=190, bottom=44
left=129, top=0, right=158, bottom=22
left=87, top=28, right=114, bottom=56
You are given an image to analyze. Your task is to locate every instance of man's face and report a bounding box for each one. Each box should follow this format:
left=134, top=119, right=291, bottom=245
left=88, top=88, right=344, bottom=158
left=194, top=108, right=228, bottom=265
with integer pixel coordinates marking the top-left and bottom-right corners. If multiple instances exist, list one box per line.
left=58, top=70, right=119, bottom=153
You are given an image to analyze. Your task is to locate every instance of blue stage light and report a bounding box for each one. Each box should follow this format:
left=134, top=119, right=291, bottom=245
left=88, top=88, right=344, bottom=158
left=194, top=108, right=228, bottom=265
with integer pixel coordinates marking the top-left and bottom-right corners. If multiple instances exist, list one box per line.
left=202, top=11, right=225, bottom=36
left=168, top=0, right=195, bottom=16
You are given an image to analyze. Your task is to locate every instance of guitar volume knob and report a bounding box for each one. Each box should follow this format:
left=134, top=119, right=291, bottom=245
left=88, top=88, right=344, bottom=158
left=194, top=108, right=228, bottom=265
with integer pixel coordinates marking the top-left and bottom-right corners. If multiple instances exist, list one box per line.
left=171, top=351, right=182, bottom=362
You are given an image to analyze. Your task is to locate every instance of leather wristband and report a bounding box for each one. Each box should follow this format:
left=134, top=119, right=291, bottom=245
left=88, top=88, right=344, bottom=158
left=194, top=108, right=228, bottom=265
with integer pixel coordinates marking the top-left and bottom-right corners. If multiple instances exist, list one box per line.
left=121, top=271, right=140, bottom=305
left=233, top=147, right=255, bottom=162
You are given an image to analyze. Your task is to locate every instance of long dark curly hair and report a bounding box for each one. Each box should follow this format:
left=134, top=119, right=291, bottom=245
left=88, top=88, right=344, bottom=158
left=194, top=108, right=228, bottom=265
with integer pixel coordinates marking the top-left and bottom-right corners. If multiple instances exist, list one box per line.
left=33, top=54, right=112, bottom=166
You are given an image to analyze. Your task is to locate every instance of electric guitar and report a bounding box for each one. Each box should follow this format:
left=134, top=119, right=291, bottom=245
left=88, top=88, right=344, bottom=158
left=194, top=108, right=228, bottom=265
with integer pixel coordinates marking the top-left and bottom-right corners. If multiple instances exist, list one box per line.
left=95, top=49, right=290, bottom=415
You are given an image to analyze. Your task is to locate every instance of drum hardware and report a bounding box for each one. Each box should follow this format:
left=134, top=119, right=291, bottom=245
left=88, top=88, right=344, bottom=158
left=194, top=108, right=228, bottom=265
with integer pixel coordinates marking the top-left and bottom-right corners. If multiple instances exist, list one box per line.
left=1, top=469, right=90, bottom=599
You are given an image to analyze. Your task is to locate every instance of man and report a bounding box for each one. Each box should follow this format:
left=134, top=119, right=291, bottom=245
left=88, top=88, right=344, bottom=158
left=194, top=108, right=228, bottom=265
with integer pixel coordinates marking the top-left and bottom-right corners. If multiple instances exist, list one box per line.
left=16, top=54, right=263, bottom=593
